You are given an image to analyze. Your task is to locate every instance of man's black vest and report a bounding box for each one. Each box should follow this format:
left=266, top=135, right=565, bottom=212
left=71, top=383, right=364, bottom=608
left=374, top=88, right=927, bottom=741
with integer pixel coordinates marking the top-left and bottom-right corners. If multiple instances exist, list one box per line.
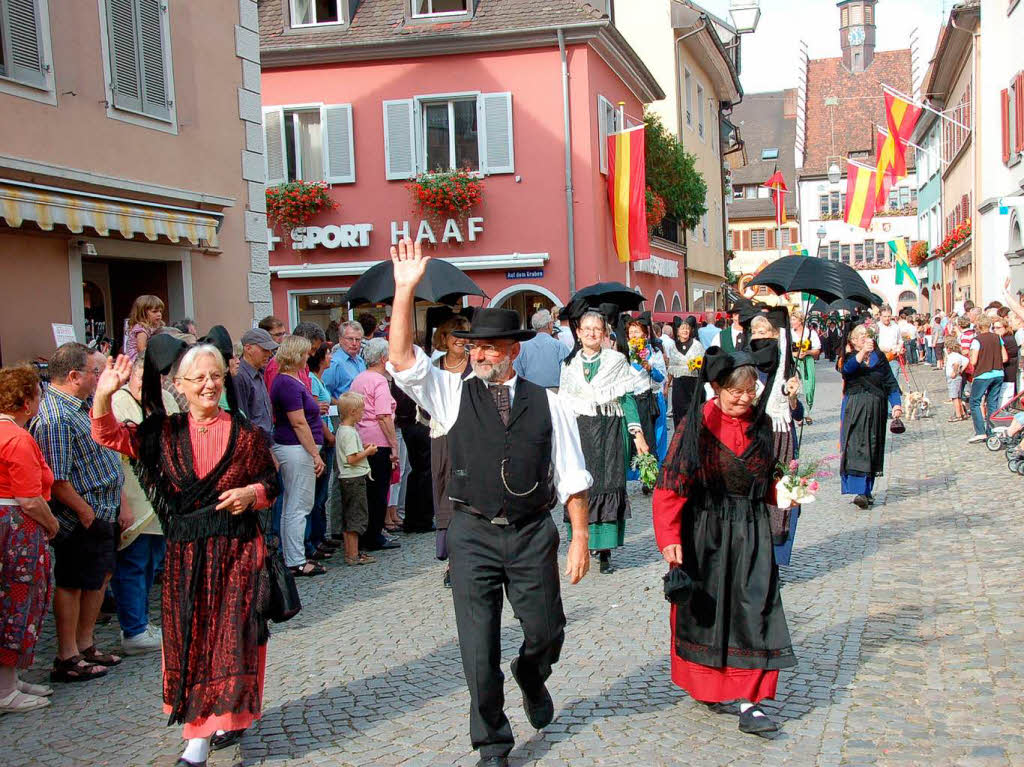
left=447, top=377, right=557, bottom=523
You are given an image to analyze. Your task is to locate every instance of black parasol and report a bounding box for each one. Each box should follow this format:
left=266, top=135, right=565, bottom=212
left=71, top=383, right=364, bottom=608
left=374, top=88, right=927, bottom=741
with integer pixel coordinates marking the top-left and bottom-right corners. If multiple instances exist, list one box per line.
left=746, top=256, right=847, bottom=303
left=570, top=281, right=646, bottom=311
left=345, top=258, right=486, bottom=306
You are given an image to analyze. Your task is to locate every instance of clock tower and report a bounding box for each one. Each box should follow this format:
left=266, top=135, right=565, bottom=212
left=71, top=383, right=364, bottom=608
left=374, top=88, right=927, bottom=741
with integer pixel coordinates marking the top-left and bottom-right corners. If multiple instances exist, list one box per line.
left=838, top=0, right=877, bottom=73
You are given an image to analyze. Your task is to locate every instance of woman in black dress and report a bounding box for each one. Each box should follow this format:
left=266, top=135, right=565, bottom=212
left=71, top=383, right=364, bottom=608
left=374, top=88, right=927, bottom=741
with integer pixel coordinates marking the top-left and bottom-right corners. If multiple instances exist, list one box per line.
left=665, top=318, right=705, bottom=431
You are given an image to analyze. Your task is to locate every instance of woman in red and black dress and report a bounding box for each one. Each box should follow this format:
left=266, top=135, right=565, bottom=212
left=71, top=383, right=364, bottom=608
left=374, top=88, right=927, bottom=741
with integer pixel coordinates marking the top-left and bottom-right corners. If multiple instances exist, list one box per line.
left=652, top=348, right=796, bottom=737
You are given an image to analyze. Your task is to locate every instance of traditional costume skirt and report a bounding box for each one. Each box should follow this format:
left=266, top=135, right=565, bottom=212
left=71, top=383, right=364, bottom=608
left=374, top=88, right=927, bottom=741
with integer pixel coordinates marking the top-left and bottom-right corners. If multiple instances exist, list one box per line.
left=768, top=427, right=798, bottom=557
left=672, top=376, right=699, bottom=429
left=0, top=505, right=52, bottom=669
left=840, top=389, right=888, bottom=497
left=567, top=413, right=630, bottom=550
left=671, top=493, right=796, bottom=702
left=796, top=356, right=816, bottom=411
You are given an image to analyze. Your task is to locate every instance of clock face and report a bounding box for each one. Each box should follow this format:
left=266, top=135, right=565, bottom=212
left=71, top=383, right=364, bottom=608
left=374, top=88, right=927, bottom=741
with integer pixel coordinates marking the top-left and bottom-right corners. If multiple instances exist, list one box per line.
left=849, top=25, right=865, bottom=46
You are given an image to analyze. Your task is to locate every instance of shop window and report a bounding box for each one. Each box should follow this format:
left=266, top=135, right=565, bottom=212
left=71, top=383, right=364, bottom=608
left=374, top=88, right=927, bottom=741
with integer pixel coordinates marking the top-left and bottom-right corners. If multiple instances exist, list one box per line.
left=290, top=0, right=342, bottom=26
left=383, top=92, right=513, bottom=179
left=264, top=104, right=355, bottom=185
left=750, top=229, right=766, bottom=249
left=103, top=0, right=174, bottom=123
left=598, top=95, right=624, bottom=174
left=294, top=291, right=349, bottom=332
left=696, top=83, right=705, bottom=140
left=0, top=0, right=50, bottom=90
left=412, top=0, right=468, bottom=17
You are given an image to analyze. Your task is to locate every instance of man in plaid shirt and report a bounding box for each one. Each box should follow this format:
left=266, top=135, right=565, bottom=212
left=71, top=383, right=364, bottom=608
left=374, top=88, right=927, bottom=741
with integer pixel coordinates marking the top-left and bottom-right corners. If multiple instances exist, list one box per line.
left=32, top=343, right=125, bottom=682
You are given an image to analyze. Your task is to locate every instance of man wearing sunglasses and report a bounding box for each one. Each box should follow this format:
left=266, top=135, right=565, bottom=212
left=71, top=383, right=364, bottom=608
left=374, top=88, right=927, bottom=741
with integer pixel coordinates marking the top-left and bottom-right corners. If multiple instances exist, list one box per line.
left=387, top=238, right=591, bottom=767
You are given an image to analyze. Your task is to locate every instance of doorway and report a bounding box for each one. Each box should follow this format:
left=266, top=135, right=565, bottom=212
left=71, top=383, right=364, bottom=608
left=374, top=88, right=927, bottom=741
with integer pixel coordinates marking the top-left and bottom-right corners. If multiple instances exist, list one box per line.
left=494, top=289, right=556, bottom=328
left=83, top=257, right=171, bottom=352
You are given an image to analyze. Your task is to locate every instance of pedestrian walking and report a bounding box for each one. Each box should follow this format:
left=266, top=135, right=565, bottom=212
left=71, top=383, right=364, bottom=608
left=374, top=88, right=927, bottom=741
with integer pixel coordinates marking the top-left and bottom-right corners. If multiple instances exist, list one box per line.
left=790, top=310, right=821, bottom=424
left=839, top=324, right=903, bottom=508
left=652, top=348, right=797, bottom=737
left=512, top=309, right=569, bottom=390
left=0, top=365, right=59, bottom=713
left=388, top=238, right=592, bottom=767
left=620, top=315, right=668, bottom=471
left=665, top=317, right=704, bottom=431
left=91, top=341, right=280, bottom=767
left=31, top=343, right=125, bottom=683
left=559, top=308, right=649, bottom=574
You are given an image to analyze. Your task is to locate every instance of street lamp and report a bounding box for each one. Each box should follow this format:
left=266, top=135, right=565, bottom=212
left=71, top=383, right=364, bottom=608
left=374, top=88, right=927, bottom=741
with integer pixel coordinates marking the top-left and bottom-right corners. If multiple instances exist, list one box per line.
left=729, top=0, right=761, bottom=34
left=816, top=224, right=827, bottom=259
left=827, top=162, right=842, bottom=185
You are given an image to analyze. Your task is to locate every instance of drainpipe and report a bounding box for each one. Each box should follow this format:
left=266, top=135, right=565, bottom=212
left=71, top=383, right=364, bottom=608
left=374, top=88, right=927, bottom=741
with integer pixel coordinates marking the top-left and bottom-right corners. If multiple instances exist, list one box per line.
left=558, top=29, right=577, bottom=296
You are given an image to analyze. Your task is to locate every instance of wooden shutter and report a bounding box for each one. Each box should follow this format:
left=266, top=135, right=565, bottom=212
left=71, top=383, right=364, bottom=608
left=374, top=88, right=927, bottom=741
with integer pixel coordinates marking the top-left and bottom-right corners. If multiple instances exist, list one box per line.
left=383, top=99, right=416, bottom=180
left=5, top=0, right=46, bottom=88
left=1017, top=73, right=1024, bottom=153
left=742, top=230, right=751, bottom=250
left=1002, top=88, right=1011, bottom=164
left=961, top=194, right=970, bottom=222
left=322, top=104, right=355, bottom=184
left=137, top=0, right=170, bottom=120
left=108, top=0, right=142, bottom=113
left=479, top=92, right=514, bottom=175
left=766, top=228, right=775, bottom=249
left=598, top=95, right=610, bottom=174
left=263, top=107, right=287, bottom=185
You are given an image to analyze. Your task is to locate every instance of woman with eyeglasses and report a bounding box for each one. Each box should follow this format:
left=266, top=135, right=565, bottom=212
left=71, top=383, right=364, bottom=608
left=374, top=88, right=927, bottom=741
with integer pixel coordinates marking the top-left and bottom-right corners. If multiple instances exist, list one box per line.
left=558, top=310, right=649, bottom=574
left=90, top=337, right=279, bottom=767
left=652, top=348, right=796, bottom=737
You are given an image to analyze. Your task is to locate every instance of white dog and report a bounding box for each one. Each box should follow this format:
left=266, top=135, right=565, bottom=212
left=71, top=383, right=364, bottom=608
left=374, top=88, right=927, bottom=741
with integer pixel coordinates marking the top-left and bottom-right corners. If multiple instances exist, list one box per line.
left=906, top=391, right=932, bottom=420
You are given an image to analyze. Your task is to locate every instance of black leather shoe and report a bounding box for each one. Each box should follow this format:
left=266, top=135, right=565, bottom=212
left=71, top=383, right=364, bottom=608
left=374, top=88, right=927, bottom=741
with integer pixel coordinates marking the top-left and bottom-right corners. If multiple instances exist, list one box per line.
left=738, top=706, right=778, bottom=736
left=853, top=494, right=870, bottom=509
left=175, top=759, right=206, bottom=767
left=210, top=728, right=245, bottom=750
left=510, top=658, right=554, bottom=730
left=477, top=757, right=508, bottom=767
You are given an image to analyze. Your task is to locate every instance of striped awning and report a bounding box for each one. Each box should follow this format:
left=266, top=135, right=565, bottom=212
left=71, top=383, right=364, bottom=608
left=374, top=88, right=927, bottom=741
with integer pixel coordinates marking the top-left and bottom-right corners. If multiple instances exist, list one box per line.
left=0, top=182, right=220, bottom=247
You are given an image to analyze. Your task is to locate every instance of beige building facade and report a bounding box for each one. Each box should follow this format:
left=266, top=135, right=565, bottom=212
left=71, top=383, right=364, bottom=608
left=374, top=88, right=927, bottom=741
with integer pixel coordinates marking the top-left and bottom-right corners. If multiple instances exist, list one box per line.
left=0, top=0, right=268, bottom=364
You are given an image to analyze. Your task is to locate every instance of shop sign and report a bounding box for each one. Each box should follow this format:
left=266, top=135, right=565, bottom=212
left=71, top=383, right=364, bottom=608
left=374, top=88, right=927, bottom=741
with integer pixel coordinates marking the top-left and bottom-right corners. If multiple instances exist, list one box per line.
left=268, top=217, right=485, bottom=251
left=506, top=269, right=544, bottom=279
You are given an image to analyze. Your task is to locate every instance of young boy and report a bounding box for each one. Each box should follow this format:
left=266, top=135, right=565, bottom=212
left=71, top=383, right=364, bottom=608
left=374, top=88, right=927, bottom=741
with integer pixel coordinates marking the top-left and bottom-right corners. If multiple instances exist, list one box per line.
left=944, top=336, right=968, bottom=422
left=330, top=392, right=378, bottom=566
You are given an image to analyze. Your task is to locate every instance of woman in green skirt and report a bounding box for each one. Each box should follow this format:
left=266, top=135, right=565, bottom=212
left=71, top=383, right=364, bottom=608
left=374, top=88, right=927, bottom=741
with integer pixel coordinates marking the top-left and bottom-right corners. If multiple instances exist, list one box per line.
left=559, top=310, right=649, bottom=573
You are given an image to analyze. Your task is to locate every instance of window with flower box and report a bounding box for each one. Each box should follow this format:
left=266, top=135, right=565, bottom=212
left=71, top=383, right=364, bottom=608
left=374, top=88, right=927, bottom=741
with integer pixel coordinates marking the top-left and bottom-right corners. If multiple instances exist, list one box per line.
left=264, top=104, right=355, bottom=185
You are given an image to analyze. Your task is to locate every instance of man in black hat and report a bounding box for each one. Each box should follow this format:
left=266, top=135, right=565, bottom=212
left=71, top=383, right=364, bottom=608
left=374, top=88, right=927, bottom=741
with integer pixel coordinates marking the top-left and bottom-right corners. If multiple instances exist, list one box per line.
left=387, top=238, right=592, bottom=767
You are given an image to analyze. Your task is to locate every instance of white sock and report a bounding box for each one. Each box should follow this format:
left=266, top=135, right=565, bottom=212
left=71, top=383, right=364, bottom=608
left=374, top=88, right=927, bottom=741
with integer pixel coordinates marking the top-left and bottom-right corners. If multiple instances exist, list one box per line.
left=181, top=737, right=210, bottom=764
left=739, top=701, right=765, bottom=717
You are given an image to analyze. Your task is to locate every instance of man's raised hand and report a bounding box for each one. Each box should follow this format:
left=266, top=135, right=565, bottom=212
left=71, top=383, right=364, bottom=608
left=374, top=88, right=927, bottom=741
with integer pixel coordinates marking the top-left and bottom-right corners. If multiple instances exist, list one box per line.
left=391, top=237, right=429, bottom=290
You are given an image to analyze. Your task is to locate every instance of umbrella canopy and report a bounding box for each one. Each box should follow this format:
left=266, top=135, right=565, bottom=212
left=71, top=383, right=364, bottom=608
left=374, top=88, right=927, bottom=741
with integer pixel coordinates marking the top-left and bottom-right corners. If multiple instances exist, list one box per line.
left=746, top=256, right=848, bottom=303
left=810, top=297, right=865, bottom=314
left=345, top=258, right=486, bottom=306
left=869, top=291, right=885, bottom=307
left=570, top=281, right=646, bottom=311
left=831, top=261, right=875, bottom=305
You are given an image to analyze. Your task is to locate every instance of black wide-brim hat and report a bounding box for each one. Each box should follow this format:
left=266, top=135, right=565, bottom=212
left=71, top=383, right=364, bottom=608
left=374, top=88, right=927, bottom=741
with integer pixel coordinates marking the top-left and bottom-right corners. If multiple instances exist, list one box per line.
left=451, top=308, right=535, bottom=342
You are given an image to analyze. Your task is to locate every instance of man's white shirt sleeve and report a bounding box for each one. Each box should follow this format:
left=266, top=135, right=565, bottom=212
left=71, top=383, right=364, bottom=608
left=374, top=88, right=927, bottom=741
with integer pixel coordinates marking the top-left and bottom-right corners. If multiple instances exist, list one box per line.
left=545, top=390, right=594, bottom=503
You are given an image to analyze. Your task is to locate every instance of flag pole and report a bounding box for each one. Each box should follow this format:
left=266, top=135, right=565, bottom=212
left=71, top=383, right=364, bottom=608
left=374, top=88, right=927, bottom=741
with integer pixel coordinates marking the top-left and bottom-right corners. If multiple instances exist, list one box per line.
left=619, top=101, right=631, bottom=289
left=881, top=84, right=970, bottom=131
left=877, top=127, right=946, bottom=166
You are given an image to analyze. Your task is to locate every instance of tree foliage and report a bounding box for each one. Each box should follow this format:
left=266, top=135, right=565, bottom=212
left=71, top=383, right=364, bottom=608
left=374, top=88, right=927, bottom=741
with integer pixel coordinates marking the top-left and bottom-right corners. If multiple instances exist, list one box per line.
left=644, top=111, right=708, bottom=231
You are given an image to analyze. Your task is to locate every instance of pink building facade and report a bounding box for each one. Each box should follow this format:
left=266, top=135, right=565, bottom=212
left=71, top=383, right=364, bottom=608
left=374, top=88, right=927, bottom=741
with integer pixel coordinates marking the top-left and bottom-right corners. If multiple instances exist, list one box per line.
left=259, top=1, right=675, bottom=329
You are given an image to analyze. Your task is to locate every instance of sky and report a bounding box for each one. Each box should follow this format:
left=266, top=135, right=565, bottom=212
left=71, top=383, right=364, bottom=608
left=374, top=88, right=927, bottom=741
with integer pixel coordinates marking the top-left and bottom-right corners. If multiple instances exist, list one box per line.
left=698, top=0, right=949, bottom=95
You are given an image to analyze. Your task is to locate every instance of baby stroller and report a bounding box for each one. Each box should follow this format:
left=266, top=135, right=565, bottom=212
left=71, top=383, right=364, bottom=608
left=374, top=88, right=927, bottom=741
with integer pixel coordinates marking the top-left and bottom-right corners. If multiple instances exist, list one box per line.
left=989, top=390, right=1024, bottom=471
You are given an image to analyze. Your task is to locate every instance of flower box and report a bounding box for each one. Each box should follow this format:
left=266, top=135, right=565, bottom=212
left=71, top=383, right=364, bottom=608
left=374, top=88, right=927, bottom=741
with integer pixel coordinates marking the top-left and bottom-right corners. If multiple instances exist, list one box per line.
left=408, top=170, right=484, bottom=228
left=266, top=181, right=337, bottom=234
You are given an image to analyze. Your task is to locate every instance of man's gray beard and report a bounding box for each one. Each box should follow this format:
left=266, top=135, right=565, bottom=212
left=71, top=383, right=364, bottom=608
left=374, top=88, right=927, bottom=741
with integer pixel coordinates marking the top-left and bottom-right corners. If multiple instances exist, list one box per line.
left=473, top=357, right=512, bottom=382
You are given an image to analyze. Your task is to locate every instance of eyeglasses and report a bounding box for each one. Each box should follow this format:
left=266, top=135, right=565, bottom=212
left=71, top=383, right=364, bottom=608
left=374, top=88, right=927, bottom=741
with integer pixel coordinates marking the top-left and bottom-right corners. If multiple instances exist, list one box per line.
left=464, top=343, right=506, bottom=354
left=724, top=387, right=758, bottom=400
left=578, top=326, right=605, bottom=335
left=177, top=372, right=225, bottom=385
left=78, top=367, right=102, bottom=376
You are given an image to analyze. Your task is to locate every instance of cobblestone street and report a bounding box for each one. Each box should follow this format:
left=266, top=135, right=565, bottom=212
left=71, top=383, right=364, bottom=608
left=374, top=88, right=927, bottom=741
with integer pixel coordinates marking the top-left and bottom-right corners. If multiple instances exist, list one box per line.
left=4, top=362, right=1024, bottom=766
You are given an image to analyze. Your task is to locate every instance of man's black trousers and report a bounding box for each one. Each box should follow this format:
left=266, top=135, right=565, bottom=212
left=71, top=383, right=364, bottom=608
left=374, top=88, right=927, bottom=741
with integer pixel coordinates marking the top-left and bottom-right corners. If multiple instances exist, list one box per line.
left=447, top=510, right=566, bottom=758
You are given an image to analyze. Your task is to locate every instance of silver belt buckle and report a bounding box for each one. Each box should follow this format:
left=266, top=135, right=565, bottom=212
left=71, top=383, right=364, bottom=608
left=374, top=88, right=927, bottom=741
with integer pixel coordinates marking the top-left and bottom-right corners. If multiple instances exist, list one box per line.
left=491, top=515, right=510, bottom=526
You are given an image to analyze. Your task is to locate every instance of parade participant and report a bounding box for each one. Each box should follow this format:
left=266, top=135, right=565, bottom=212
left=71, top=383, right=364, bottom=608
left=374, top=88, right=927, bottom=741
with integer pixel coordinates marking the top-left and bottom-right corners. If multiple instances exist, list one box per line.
left=91, top=340, right=279, bottom=767
left=425, top=315, right=473, bottom=588
left=750, top=313, right=805, bottom=566
left=839, top=324, right=903, bottom=508
left=123, top=294, right=165, bottom=363
left=717, top=304, right=747, bottom=353
left=666, top=317, right=704, bottom=431
left=653, top=348, right=796, bottom=737
left=619, top=316, right=667, bottom=467
left=876, top=306, right=903, bottom=388
left=560, top=310, right=648, bottom=574
left=790, top=310, right=821, bottom=424
left=0, top=365, right=59, bottom=713
left=388, top=238, right=591, bottom=767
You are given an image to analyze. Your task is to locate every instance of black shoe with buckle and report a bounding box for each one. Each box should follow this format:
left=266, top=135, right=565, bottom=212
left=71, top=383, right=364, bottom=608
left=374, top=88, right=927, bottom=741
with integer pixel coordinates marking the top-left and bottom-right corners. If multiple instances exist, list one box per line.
left=738, top=706, right=778, bottom=736
left=510, top=658, right=554, bottom=730
left=476, top=758, right=508, bottom=767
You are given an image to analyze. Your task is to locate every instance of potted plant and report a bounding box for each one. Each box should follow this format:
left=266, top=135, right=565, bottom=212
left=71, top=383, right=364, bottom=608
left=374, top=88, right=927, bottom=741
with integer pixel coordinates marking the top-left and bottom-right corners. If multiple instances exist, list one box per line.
left=266, top=181, right=337, bottom=235
left=909, top=240, right=929, bottom=267
left=933, top=219, right=971, bottom=260
left=408, top=170, right=484, bottom=236
left=645, top=187, right=667, bottom=232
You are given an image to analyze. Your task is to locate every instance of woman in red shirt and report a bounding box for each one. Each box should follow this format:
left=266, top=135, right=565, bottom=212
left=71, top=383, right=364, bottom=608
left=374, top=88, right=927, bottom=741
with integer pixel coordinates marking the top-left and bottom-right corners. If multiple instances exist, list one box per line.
left=0, top=365, right=60, bottom=713
left=653, top=348, right=796, bottom=737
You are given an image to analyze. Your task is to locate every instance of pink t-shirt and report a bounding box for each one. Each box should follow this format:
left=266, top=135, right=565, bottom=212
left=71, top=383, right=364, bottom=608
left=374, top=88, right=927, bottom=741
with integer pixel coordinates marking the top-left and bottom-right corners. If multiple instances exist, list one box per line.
left=348, top=370, right=395, bottom=448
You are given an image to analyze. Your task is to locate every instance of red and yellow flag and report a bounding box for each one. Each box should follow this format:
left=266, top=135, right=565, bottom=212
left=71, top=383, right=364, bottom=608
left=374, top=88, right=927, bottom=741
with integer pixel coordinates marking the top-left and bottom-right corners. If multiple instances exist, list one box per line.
left=874, top=128, right=900, bottom=208
left=844, top=161, right=877, bottom=230
left=885, top=91, right=922, bottom=145
left=762, top=169, right=788, bottom=226
left=607, top=126, right=650, bottom=263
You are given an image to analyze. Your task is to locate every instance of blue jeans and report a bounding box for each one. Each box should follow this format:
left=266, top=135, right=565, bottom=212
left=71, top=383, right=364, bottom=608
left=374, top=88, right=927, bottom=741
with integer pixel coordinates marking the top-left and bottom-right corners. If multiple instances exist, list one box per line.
left=269, top=468, right=284, bottom=539
left=111, top=534, right=165, bottom=638
left=305, top=445, right=333, bottom=556
left=925, top=346, right=935, bottom=365
left=970, top=376, right=1004, bottom=436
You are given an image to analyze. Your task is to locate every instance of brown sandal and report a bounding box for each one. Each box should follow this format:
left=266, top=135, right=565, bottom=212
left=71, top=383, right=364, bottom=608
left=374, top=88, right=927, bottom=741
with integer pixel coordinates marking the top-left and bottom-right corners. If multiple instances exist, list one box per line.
left=50, top=654, right=108, bottom=683
left=80, top=645, right=123, bottom=667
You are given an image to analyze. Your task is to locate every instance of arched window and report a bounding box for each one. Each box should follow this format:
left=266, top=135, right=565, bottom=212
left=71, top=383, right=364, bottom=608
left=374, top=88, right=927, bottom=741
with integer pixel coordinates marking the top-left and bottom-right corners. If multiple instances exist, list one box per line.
left=653, top=291, right=667, bottom=312
left=898, top=291, right=916, bottom=303
left=670, top=292, right=683, bottom=312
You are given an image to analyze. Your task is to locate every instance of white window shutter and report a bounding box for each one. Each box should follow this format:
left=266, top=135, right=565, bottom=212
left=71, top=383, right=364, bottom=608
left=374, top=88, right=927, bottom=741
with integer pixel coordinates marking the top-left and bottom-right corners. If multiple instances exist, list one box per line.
left=107, top=0, right=142, bottom=113
left=263, top=107, right=287, bottom=185
left=5, top=0, right=46, bottom=88
left=479, top=92, right=514, bottom=175
left=383, top=99, right=416, bottom=180
left=322, top=104, right=355, bottom=184
left=137, top=0, right=170, bottom=121
left=598, top=95, right=610, bottom=174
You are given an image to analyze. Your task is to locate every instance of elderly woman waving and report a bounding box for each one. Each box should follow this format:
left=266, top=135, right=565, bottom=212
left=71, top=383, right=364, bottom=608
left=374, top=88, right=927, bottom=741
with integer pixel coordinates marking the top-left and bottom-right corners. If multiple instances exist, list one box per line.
left=91, top=338, right=279, bottom=767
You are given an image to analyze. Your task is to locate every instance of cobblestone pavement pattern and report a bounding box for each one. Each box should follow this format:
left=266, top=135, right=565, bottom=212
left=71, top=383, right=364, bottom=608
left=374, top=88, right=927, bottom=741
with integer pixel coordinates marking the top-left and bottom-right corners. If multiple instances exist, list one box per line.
left=4, top=364, right=1024, bottom=766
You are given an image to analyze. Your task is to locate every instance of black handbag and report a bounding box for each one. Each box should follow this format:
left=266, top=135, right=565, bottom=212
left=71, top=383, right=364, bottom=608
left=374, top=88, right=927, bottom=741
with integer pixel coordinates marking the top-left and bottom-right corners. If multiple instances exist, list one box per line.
left=663, top=566, right=694, bottom=604
left=263, top=532, right=301, bottom=623
left=889, top=416, right=906, bottom=435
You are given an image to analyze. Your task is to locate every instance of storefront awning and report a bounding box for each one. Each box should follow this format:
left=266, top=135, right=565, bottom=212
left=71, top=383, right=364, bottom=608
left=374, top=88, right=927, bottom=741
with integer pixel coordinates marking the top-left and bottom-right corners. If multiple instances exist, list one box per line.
left=0, top=181, right=221, bottom=247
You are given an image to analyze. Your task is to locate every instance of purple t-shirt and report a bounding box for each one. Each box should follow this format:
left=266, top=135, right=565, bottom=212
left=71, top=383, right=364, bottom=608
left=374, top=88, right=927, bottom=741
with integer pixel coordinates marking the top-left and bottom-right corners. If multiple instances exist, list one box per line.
left=271, top=373, right=324, bottom=446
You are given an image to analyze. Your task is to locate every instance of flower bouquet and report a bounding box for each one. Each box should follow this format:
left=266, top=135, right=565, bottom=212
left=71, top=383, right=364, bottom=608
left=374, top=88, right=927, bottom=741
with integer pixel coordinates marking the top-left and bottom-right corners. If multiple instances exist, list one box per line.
left=775, top=455, right=836, bottom=507
left=687, top=356, right=703, bottom=372
left=791, top=339, right=812, bottom=355
left=628, top=337, right=650, bottom=366
left=631, top=452, right=659, bottom=491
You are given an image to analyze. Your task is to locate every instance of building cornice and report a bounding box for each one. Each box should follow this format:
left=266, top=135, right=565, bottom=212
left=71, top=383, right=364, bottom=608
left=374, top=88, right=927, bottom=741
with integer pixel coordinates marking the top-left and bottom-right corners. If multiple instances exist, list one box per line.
left=261, top=20, right=665, bottom=103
